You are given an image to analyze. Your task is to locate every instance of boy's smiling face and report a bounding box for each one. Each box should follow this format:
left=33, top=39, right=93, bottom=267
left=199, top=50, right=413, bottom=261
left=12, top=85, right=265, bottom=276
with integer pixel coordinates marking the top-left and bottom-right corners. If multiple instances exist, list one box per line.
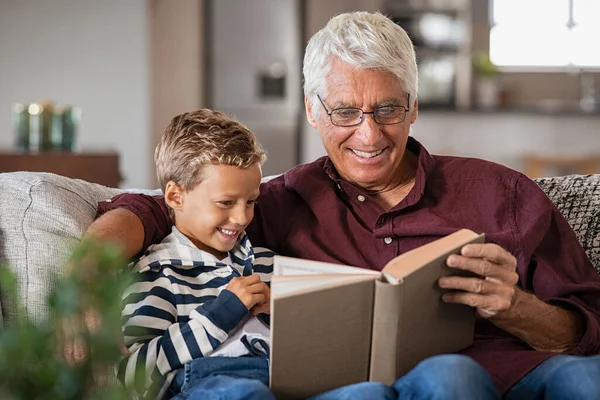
left=165, top=163, right=262, bottom=259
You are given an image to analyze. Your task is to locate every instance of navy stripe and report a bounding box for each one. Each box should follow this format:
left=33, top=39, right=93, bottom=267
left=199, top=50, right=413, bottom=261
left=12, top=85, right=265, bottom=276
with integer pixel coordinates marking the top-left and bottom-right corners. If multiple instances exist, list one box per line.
left=173, top=293, right=221, bottom=305
left=254, top=249, right=276, bottom=258
left=135, top=343, right=149, bottom=394
left=253, top=265, right=273, bottom=274
left=124, top=305, right=176, bottom=323
left=124, top=326, right=166, bottom=337
left=179, top=323, right=204, bottom=358
left=123, top=286, right=175, bottom=306
left=161, top=328, right=184, bottom=370
left=165, top=274, right=233, bottom=290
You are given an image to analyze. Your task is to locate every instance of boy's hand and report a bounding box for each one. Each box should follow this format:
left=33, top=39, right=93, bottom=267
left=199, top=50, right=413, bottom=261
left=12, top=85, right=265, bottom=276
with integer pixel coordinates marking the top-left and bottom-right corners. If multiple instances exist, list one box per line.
left=250, top=283, right=270, bottom=316
left=226, top=275, right=269, bottom=310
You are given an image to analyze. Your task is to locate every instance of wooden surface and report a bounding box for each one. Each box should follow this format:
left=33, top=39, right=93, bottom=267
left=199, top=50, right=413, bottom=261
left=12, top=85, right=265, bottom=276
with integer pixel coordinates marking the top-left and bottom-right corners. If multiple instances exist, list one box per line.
left=522, top=154, right=600, bottom=179
left=0, top=151, right=121, bottom=187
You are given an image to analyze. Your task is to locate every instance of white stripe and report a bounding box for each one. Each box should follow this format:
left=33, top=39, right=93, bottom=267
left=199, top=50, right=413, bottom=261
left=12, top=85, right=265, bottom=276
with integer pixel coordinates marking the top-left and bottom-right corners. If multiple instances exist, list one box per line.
left=166, top=324, right=192, bottom=366
left=145, top=339, right=159, bottom=378
left=122, top=294, right=177, bottom=318
left=188, top=319, right=217, bottom=356
left=126, top=315, right=173, bottom=331
left=163, top=266, right=234, bottom=286
left=124, top=347, right=140, bottom=388
left=122, top=277, right=173, bottom=298
left=156, top=347, right=172, bottom=375
left=189, top=309, right=228, bottom=342
left=254, top=272, right=272, bottom=283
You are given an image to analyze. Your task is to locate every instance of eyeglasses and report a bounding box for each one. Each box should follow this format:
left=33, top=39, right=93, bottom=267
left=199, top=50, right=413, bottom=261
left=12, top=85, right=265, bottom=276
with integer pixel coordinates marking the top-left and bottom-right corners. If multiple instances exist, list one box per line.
left=316, top=94, right=410, bottom=127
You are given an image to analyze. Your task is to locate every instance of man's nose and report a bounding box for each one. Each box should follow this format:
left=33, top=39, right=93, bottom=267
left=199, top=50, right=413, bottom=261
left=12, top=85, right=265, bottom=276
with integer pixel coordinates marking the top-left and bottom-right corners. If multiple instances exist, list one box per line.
left=355, top=113, right=383, bottom=144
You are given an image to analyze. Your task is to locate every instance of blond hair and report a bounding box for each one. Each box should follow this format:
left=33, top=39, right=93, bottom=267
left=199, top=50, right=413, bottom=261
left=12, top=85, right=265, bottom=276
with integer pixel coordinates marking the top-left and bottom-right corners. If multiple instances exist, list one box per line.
left=155, top=109, right=266, bottom=192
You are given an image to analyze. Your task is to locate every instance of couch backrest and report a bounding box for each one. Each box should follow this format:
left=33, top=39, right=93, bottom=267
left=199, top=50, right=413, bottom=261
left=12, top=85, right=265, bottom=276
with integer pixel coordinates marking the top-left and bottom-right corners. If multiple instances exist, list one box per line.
left=535, top=174, right=600, bottom=274
left=0, top=172, right=159, bottom=325
left=0, top=171, right=599, bottom=326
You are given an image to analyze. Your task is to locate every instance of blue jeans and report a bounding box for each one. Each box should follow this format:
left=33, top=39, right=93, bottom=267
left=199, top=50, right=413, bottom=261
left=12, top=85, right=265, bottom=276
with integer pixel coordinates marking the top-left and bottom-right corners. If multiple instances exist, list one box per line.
left=390, top=353, right=600, bottom=400
left=168, top=356, right=393, bottom=400
left=168, top=357, right=273, bottom=400
left=392, top=354, right=500, bottom=399
left=505, top=354, right=600, bottom=400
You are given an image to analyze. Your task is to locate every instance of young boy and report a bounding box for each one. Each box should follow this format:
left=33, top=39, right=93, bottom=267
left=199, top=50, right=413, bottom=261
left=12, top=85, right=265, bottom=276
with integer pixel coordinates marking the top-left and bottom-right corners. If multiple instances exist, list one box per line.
left=118, top=109, right=276, bottom=400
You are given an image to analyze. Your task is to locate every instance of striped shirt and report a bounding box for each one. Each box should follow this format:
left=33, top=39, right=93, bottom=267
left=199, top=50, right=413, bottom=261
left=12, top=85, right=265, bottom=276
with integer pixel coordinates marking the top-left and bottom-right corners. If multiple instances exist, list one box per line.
left=117, top=226, right=274, bottom=399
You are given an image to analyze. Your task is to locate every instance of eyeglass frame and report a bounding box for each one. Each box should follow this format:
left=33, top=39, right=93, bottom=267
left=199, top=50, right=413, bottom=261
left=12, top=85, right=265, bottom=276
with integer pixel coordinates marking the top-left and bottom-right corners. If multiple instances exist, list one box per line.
left=316, top=93, right=411, bottom=127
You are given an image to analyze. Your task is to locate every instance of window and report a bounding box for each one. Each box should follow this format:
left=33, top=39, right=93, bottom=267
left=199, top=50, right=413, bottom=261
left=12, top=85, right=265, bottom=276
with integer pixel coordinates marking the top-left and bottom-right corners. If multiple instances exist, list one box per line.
left=489, top=0, right=600, bottom=67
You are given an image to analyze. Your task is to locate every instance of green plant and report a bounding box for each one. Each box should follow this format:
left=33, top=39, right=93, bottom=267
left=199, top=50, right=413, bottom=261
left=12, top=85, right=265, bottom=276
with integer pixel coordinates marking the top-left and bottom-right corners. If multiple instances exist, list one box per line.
left=472, top=52, right=500, bottom=79
left=0, top=239, right=133, bottom=400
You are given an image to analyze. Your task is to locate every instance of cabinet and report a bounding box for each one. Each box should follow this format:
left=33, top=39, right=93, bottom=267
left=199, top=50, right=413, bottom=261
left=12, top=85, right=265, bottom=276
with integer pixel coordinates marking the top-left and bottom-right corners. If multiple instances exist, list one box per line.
left=0, top=151, right=121, bottom=187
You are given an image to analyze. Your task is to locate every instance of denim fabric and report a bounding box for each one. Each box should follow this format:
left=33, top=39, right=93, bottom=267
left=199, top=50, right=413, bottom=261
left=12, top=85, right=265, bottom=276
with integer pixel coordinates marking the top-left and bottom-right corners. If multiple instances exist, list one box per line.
left=392, top=354, right=501, bottom=400
left=307, top=382, right=397, bottom=400
left=505, top=354, right=600, bottom=400
left=168, top=357, right=271, bottom=400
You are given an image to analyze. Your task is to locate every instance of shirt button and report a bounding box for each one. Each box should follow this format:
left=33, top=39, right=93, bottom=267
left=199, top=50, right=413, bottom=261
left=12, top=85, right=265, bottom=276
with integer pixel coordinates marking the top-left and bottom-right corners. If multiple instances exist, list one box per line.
left=384, top=237, right=392, bottom=244
left=357, top=195, right=365, bottom=202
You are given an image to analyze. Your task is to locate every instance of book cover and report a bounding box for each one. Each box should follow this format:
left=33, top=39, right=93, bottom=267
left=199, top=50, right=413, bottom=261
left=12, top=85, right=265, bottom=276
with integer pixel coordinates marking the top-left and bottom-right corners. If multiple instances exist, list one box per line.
left=269, top=229, right=484, bottom=399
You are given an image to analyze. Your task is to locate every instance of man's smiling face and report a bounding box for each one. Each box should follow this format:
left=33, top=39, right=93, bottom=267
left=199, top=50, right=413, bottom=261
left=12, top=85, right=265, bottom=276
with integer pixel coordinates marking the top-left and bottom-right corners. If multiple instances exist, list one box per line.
left=305, top=59, right=417, bottom=192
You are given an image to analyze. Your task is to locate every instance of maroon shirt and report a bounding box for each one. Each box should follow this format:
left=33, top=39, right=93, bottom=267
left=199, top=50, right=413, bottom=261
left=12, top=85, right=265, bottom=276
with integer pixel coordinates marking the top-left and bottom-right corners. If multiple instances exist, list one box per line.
left=99, top=137, right=600, bottom=393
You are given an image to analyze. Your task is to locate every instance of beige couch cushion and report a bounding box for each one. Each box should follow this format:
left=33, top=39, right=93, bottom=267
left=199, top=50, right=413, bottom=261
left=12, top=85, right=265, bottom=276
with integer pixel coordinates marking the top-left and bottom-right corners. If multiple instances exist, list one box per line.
left=0, top=172, right=158, bottom=325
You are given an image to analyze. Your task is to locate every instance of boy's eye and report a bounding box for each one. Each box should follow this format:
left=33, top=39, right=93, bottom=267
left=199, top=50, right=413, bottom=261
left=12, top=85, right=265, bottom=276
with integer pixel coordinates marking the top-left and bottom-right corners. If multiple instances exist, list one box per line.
left=246, top=199, right=258, bottom=206
left=218, top=201, right=234, bottom=206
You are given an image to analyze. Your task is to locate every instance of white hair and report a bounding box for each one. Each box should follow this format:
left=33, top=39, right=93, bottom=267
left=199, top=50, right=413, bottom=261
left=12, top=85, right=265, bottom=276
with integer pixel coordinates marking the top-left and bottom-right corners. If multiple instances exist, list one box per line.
left=303, top=11, right=418, bottom=116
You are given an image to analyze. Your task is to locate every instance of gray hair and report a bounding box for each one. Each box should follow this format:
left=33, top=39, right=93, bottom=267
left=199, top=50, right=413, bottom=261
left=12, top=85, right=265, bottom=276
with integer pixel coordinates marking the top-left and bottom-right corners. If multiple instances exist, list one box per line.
left=303, top=11, right=418, bottom=115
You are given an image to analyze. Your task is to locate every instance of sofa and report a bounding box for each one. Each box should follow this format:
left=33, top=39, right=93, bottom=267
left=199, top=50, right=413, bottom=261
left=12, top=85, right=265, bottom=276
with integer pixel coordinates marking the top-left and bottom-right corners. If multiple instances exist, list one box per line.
left=1, top=170, right=599, bottom=328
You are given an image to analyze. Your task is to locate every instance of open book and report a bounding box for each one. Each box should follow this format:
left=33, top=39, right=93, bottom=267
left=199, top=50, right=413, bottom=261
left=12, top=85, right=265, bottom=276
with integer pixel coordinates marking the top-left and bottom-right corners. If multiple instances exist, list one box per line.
left=269, top=229, right=484, bottom=399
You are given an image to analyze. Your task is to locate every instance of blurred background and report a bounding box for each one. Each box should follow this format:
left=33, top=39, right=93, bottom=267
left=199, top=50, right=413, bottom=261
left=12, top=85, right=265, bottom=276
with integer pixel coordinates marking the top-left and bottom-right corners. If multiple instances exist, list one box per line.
left=0, top=0, right=599, bottom=188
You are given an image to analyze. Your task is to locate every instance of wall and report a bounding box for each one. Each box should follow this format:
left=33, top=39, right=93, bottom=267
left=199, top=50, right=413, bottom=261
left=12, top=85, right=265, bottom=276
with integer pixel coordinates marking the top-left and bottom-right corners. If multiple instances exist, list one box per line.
left=0, top=0, right=151, bottom=188
left=412, top=111, right=600, bottom=176
left=149, top=0, right=204, bottom=188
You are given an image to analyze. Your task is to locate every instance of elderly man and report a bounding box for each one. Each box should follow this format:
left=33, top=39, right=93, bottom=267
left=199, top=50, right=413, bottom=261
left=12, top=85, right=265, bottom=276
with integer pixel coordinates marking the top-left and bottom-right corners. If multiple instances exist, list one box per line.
left=83, top=11, right=600, bottom=399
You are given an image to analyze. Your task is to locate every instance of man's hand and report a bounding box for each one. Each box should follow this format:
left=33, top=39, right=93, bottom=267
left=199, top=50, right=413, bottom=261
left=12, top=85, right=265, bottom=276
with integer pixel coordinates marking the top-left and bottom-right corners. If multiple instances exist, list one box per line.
left=226, top=275, right=270, bottom=310
left=438, top=243, right=519, bottom=318
left=61, top=309, right=130, bottom=366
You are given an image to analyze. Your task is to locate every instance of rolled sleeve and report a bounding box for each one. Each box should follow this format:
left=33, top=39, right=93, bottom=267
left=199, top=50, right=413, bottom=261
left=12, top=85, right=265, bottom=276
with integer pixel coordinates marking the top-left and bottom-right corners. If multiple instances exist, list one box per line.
left=550, top=297, right=600, bottom=355
left=97, top=193, right=172, bottom=252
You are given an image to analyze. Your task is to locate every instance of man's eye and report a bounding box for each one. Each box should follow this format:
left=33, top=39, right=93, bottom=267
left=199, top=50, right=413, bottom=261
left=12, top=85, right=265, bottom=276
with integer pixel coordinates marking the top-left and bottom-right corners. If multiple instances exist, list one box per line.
left=335, top=109, right=360, bottom=119
left=376, top=106, right=399, bottom=117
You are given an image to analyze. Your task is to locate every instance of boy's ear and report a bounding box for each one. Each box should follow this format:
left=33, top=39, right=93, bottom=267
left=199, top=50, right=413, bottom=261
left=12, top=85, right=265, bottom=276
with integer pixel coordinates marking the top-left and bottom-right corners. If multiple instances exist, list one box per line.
left=164, top=181, right=184, bottom=210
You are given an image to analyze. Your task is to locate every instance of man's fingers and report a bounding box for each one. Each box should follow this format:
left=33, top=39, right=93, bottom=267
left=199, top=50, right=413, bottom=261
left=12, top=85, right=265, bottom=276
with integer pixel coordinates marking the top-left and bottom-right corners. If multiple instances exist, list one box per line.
left=441, top=292, right=511, bottom=317
left=63, top=336, right=88, bottom=366
left=438, top=276, right=515, bottom=297
left=461, top=243, right=518, bottom=269
left=84, top=309, right=101, bottom=333
left=447, top=255, right=519, bottom=285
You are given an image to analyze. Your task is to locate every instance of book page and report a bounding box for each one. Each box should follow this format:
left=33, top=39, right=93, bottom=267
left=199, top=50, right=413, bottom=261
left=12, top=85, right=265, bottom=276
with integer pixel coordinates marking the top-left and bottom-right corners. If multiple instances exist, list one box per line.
left=272, top=274, right=378, bottom=298
left=274, top=255, right=380, bottom=276
left=381, top=229, right=484, bottom=280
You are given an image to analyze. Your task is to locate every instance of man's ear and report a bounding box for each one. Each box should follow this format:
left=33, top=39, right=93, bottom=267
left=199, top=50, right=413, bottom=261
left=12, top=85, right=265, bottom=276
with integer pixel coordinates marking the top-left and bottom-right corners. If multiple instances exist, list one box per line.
left=164, top=181, right=184, bottom=211
left=305, top=97, right=318, bottom=128
left=410, top=98, right=418, bottom=124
